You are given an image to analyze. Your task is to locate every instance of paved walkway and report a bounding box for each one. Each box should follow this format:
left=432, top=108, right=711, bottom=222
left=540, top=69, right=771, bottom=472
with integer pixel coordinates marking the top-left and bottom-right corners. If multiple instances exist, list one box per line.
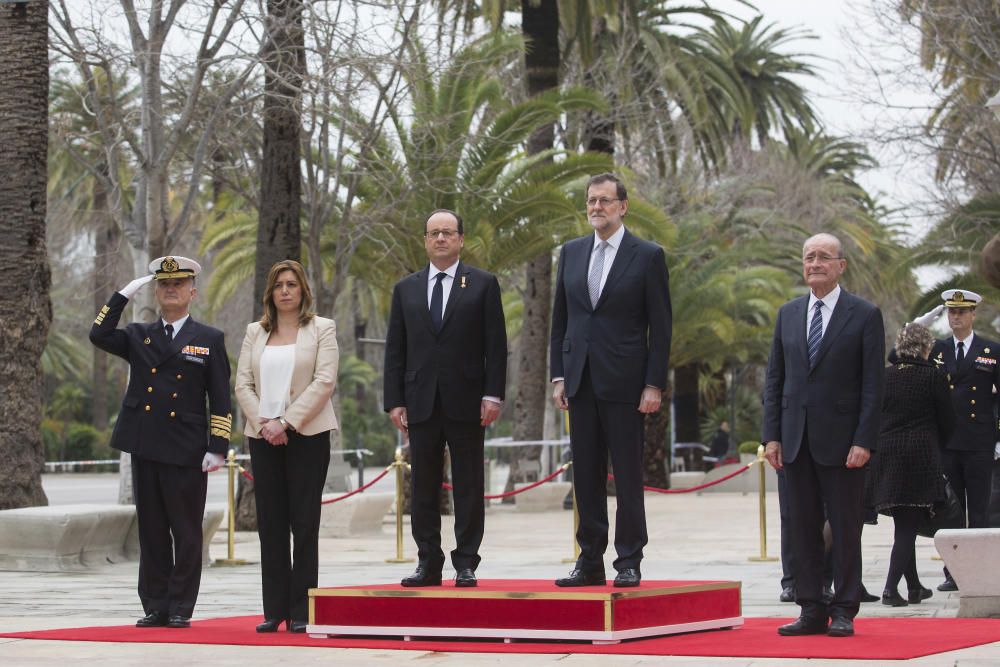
left=1, top=484, right=998, bottom=665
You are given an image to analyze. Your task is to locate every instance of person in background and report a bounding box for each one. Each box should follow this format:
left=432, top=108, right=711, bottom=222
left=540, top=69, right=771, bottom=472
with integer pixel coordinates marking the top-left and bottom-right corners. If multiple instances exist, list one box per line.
left=235, top=260, right=339, bottom=633
left=867, top=323, right=954, bottom=606
left=90, top=256, right=231, bottom=629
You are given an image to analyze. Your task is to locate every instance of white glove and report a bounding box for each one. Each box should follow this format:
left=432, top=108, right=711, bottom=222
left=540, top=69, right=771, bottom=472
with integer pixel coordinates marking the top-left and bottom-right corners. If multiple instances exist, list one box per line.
left=202, top=452, right=225, bottom=472
left=913, top=304, right=944, bottom=327
left=117, top=274, right=155, bottom=299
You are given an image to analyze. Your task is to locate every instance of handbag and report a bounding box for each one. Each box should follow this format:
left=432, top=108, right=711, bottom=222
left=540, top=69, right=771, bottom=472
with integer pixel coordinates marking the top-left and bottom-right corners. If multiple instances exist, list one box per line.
left=917, top=475, right=964, bottom=538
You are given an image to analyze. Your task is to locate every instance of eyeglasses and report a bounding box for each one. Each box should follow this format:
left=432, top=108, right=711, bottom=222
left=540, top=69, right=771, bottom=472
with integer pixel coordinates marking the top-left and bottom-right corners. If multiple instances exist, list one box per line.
left=425, top=230, right=459, bottom=239
left=802, top=253, right=843, bottom=264
left=586, top=197, right=621, bottom=208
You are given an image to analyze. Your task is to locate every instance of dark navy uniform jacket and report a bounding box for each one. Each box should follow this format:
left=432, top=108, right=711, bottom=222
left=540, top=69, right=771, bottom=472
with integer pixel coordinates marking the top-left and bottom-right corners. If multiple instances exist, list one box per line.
left=931, top=335, right=1000, bottom=452
left=90, top=292, right=232, bottom=467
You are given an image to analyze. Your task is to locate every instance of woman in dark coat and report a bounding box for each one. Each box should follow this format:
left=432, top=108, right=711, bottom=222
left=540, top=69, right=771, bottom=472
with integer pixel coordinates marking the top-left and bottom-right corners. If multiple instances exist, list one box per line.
left=868, top=323, right=955, bottom=606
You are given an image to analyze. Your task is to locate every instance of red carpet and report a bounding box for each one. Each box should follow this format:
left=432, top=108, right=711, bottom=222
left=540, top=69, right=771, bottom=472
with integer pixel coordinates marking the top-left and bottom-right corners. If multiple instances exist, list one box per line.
left=3, top=616, right=1000, bottom=659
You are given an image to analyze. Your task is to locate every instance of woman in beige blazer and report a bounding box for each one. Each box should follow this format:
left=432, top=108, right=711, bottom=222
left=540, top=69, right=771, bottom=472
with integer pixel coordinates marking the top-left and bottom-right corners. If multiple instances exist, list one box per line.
left=235, top=260, right=339, bottom=633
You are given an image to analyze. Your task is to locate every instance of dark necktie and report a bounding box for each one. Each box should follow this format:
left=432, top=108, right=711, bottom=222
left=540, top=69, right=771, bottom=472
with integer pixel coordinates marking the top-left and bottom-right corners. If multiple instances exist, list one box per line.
left=957, top=341, right=965, bottom=365
left=164, top=323, right=174, bottom=340
left=807, top=300, right=824, bottom=367
left=430, top=272, right=446, bottom=332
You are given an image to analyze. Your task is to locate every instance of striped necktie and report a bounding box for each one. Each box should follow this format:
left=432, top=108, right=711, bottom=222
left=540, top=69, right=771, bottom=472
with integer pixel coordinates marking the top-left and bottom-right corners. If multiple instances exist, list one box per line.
left=807, top=301, right=824, bottom=367
left=588, top=241, right=608, bottom=308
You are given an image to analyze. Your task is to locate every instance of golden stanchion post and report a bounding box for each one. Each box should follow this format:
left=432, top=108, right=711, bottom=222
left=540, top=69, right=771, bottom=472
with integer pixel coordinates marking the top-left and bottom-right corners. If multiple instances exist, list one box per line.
left=748, top=444, right=778, bottom=562
left=386, top=447, right=414, bottom=563
left=562, top=462, right=581, bottom=563
left=213, top=448, right=247, bottom=566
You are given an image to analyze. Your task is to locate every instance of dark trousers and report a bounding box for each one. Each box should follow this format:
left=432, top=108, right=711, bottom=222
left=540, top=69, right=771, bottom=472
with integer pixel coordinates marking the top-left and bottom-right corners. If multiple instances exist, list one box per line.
left=408, top=393, right=485, bottom=571
left=249, top=432, right=331, bottom=622
left=778, top=468, right=833, bottom=591
left=132, top=457, right=207, bottom=618
left=942, top=449, right=994, bottom=528
left=568, top=364, right=647, bottom=572
left=785, top=439, right=866, bottom=620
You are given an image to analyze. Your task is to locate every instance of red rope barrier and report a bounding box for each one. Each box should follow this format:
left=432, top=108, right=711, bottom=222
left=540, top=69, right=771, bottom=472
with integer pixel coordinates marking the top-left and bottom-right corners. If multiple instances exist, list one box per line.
left=442, top=463, right=569, bottom=500
left=609, top=461, right=756, bottom=494
left=238, top=465, right=393, bottom=505
left=321, top=466, right=393, bottom=505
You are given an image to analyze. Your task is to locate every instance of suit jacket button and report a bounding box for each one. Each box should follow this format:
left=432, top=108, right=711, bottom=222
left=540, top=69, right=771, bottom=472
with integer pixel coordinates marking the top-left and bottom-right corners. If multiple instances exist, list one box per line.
left=971, top=399, right=976, bottom=405
left=176, top=374, right=183, bottom=380
left=172, top=393, right=178, bottom=399
left=972, top=386, right=977, bottom=391
left=151, top=368, right=157, bottom=374
left=144, top=405, right=151, bottom=412
left=950, top=384, right=955, bottom=390
left=170, top=411, right=176, bottom=418
left=147, top=387, right=153, bottom=393
left=971, top=413, right=976, bottom=419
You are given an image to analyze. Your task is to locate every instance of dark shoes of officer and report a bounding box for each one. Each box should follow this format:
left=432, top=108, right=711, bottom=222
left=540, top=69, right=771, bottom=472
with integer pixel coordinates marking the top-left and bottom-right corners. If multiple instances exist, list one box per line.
left=779, top=586, right=795, bottom=602
left=136, top=611, right=169, bottom=628
left=777, top=616, right=828, bottom=636
left=908, top=586, right=933, bottom=603
left=555, top=569, right=606, bottom=587
left=401, top=565, right=442, bottom=587
left=938, top=577, right=958, bottom=592
left=167, top=615, right=191, bottom=628
left=614, top=568, right=641, bottom=587
left=455, top=568, right=477, bottom=587
left=827, top=616, right=854, bottom=637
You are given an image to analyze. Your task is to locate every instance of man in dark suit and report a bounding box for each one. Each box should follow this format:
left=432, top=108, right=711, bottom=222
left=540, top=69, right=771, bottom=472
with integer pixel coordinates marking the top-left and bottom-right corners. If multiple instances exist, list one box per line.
left=929, top=289, right=1000, bottom=591
left=550, top=173, right=672, bottom=588
left=762, top=233, right=885, bottom=637
left=90, top=256, right=232, bottom=629
left=384, top=209, right=507, bottom=588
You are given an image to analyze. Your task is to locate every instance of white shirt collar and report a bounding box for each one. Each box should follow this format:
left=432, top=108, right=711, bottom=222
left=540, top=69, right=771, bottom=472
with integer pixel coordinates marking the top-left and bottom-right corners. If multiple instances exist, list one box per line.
left=593, top=224, right=626, bottom=250
left=953, top=332, right=974, bottom=351
left=808, top=284, right=841, bottom=311
left=428, top=260, right=459, bottom=279
left=162, top=313, right=190, bottom=335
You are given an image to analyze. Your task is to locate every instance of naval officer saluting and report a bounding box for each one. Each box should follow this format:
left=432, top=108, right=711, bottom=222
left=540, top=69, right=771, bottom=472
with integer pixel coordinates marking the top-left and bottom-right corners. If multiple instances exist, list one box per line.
left=90, top=256, right=232, bottom=628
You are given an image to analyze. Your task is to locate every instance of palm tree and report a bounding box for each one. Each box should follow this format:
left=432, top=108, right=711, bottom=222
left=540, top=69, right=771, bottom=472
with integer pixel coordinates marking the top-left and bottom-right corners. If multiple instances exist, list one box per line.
left=0, top=0, right=51, bottom=508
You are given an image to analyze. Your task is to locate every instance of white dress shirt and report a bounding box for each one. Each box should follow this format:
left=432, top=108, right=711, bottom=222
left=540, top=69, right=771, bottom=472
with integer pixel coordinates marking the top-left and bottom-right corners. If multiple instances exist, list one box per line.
left=953, top=332, right=974, bottom=359
left=257, top=344, right=296, bottom=419
left=587, top=224, right=626, bottom=299
left=806, top=284, right=841, bottom=338
left=162, top=314, right=190, bottom=338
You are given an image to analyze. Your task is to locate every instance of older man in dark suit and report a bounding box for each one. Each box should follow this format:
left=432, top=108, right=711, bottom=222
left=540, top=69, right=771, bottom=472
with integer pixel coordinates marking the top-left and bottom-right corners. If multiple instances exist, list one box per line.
left=384, top=209, right=507, bottom=588
left=550, top=173, right=672, bottom=588
left=90, top=256, right=232, bottom=629
left=762, top=233, right=885, bottom=637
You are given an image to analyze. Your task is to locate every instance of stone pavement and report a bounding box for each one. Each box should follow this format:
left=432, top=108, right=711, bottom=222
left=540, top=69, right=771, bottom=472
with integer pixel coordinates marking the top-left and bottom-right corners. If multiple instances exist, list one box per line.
left=1, top=484, right=999, bottom=665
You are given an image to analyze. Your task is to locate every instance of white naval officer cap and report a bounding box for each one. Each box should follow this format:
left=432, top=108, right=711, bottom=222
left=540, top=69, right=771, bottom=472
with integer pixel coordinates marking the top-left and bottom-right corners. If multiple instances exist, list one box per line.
left=148, top=255, right=202, bottom=280
left=941, top=288, right=982, bottom=309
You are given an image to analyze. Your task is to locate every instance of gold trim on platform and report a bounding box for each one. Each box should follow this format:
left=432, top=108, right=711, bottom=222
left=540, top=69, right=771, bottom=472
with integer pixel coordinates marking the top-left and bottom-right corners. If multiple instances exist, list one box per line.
left=604, top=600, right=612, bottom=632
left=308, top=581, right=740, bottom=602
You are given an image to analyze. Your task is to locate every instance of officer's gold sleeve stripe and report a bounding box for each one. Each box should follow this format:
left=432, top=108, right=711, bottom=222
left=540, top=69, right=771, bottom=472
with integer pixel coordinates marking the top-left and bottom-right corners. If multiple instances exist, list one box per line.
left=210, top=427, right=231, bottom=438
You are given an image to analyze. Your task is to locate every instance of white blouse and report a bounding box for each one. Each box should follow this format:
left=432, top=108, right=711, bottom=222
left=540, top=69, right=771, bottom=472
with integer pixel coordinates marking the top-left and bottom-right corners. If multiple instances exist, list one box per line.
left=258, top=344, right=296, bottom=419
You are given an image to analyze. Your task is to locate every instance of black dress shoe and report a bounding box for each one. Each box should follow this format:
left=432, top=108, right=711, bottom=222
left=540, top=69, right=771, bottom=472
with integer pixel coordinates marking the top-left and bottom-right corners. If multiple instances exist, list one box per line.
left=859, top=585, right=880, bottom=603
left=555, top=569, right=606, bottom=587
left=401, top=565, right=442, bottom=587
left=908, top=586, right=933, bottom=603
left=881, top=589, right=908, bottom=607
left=135, top=611, right=169, bottom=628
left=937, top=578, right=958, bottom=592
left=777, top=616, right=828, bottom=636
left=289, top=620, right=308, bottom=633
left=455, top=568, right=477, bottom=587
left=613, top=568, right=641, bottom=587
left=166, top=615, right=191, bottom=628
left=256, top=618, right=286, bottom=633
left=827, top=616, right=854, bottom=637
left=779, top=586, right=795, bottom=602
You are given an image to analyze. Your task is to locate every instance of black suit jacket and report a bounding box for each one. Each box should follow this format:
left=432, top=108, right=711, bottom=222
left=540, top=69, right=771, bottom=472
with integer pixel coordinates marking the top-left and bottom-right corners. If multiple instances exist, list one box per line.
left=550, top=229, right=672, bottom=403
left=383, top=262, right=507, bottom=424
left=762, top=290, right=885, bottom=466
left=930, top=334, right=1000, bottom=452
left=89, top=292, right=233, bottom=467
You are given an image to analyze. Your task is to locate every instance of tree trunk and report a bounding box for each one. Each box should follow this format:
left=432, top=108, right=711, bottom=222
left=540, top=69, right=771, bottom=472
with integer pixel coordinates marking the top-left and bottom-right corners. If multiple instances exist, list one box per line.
left=238, top=0, right=306, bottom=530
left=253, top=0, right=305, bottom=318
left=91, top=175, right=118, bottom=430
left=0, top=0, right=51, bottom=509
left=505, top=0, right=559, bottom=497
left=673, top=363, right=701, bottom=442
